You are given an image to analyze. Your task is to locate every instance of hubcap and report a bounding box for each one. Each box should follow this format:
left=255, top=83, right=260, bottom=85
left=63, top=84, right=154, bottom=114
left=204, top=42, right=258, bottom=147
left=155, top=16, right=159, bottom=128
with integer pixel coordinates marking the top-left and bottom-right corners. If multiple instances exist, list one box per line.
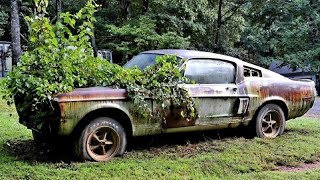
left=86, top=126, right=119, bottom=161
left=261, top=110, right=281, bottom=138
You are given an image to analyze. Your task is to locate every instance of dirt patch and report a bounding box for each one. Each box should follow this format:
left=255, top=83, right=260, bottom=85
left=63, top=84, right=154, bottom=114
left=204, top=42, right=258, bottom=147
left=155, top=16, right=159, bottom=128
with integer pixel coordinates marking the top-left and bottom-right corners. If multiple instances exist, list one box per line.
left=126, top=137, right=228, bottom=158
left=124, top=128, right=252, bottom=158
left=5, top=139, right=75, bottom=163
left=5, top=129, right=245, bottom=163
left=278, top=159, right=320, bottom=172
left=304, top=98, right=320, bottom=119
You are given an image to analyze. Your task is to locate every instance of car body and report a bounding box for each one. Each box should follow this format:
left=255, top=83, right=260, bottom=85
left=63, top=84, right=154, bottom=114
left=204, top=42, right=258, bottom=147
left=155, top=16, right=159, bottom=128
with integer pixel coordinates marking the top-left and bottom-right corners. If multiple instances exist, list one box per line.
left=19, top=49, right=317, bottom=162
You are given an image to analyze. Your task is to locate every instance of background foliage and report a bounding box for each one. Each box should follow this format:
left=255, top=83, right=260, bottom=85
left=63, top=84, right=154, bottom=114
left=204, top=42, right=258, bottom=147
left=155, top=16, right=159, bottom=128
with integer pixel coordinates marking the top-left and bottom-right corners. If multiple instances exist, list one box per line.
left=1, top=0, right=319, bottom=68
left=0, top=10, right=8, bottom=38
left=1, top=0, right=197, bottom=128
left=242, top=0, right=320, bottom=69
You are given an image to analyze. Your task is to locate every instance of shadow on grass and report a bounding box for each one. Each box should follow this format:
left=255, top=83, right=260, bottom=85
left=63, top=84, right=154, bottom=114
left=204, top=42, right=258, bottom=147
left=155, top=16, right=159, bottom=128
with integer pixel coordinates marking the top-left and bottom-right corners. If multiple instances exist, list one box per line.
left=128, top=126, right=251, bottom=151
left=284, top=128, right=314, bottom=136
left=4, top=138, right=75, bottom=163
left=4, top=127, right=250, bottom=163
left=5, top=125, right=308, bottom=163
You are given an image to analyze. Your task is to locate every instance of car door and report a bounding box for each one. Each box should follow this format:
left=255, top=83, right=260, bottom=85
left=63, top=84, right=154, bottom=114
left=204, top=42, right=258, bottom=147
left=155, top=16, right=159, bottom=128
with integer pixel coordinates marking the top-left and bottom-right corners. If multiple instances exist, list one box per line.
left=181, top=59, right=247, bottom=126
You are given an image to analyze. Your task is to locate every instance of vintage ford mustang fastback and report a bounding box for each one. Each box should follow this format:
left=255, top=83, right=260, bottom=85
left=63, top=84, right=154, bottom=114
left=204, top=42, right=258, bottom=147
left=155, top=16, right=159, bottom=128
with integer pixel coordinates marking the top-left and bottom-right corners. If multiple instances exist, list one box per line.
left=18, top=50, right=316, bottom=161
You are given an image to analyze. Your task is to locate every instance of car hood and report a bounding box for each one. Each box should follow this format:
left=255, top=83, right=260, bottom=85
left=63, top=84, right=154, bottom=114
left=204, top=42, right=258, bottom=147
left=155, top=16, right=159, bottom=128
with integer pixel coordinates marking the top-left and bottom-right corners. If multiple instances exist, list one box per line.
left=54, top=87, right=128, bottom=103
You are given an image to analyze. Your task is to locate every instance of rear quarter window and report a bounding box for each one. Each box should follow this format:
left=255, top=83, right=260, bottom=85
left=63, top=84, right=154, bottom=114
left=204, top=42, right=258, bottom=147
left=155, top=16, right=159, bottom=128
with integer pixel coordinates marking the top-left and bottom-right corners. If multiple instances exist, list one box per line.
left=244, top=66, right=262, bottom=77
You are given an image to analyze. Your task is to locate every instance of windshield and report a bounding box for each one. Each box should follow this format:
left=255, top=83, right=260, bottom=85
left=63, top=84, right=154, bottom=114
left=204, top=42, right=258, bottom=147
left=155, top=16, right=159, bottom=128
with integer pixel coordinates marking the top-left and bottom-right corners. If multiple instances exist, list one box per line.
left=123, top=53, right=161, bottom=70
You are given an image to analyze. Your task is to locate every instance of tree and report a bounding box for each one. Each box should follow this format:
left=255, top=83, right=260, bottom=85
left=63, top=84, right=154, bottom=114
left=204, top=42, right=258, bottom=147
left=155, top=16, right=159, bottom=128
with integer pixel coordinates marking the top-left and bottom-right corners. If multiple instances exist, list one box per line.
left=103, top=16, right=190, bottom=64
left=241, top=0, right=320, bottom=69
left=56, top=0, right=61, bottom=20
left=0, top=10, right=9, bottom=39
left=3, top=0, right=318, bottom=70
left=11, top=0, right=22, bottom=65
left=0, top=0, right=10, bottom=41
left=27, top=0, right=247, bottom=63
left=212, top=0, right=246, bottom=52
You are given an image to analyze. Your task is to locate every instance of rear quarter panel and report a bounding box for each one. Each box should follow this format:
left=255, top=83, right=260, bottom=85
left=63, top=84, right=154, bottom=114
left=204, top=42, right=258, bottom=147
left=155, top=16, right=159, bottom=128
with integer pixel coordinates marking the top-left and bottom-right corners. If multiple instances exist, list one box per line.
left=240, top=77, right=315, bottom=120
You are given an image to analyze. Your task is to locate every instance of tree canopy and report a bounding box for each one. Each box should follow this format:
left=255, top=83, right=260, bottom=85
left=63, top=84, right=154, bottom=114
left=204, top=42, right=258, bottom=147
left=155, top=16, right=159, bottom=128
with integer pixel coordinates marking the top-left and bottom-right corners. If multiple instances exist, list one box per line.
left=242, top=0, right=320, bottom=69
left=0, top=0, right=319, bottom=69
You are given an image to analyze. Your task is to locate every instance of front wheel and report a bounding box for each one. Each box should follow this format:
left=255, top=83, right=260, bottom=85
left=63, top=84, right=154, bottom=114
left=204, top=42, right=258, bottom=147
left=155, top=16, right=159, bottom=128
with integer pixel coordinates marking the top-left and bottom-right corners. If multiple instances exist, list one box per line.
left=74, top=117, right=127, bottom=162
left=255, top=104, right=286, bottom=138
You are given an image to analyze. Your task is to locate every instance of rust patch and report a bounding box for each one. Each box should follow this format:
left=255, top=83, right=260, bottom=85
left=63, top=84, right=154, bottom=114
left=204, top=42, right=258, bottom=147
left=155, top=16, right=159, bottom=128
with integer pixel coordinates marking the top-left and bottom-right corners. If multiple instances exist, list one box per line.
left=244, top=79, right=316, bottom=119
left=163, top=107, right=196, bottom=128
left=55, top=87, right=128, bottom=102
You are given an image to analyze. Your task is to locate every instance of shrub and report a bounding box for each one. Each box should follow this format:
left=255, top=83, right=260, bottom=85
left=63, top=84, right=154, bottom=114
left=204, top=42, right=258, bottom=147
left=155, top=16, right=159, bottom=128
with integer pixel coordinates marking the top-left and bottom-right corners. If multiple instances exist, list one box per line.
left=1, top=0, right=198, bottom=128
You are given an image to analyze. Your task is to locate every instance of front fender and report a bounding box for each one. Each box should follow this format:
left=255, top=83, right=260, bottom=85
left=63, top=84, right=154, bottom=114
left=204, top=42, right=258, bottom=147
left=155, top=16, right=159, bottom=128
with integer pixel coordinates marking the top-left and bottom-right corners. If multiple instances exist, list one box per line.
left=58, top=101, right=133, bottom=135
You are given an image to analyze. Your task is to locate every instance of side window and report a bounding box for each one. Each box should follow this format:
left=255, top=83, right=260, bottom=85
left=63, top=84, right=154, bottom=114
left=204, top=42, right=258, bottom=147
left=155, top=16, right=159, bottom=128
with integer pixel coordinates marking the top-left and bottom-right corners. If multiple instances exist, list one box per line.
left=244, top=66, right=262, bottom=77
left=184, top=59, right=236, bottom=84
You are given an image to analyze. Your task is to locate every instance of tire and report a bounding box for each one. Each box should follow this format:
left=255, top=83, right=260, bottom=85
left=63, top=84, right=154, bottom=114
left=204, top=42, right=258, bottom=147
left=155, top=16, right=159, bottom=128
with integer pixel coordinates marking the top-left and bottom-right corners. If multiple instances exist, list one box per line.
left=255, top=104, right=286, bottom=138
left=74, top=117, right=127, bottom=162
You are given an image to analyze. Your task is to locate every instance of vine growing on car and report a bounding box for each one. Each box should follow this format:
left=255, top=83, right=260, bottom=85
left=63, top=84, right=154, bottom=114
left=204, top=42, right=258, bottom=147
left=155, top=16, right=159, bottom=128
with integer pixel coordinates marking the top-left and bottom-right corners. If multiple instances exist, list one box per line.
left=1, top=0, right=198, bottom=127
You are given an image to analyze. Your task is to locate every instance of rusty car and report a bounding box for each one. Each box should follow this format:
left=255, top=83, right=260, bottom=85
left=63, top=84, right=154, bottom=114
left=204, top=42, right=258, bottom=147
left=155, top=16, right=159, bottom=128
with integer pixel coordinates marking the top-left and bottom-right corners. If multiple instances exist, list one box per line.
left=19, top=49, right=316, bottom=162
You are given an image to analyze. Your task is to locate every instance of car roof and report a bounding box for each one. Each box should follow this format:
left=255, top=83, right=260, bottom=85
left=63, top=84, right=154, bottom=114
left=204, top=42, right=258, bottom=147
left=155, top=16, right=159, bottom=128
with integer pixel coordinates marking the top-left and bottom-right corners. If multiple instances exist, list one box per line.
left=140, top=49, right=288, bottom=79
left=141, top=49, right=240, bottom=61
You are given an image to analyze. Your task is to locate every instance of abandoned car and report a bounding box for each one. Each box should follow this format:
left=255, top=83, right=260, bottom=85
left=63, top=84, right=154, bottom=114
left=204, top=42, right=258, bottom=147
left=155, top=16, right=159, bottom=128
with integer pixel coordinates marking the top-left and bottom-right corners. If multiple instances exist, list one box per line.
left=18, top=50, right=316, bottom=162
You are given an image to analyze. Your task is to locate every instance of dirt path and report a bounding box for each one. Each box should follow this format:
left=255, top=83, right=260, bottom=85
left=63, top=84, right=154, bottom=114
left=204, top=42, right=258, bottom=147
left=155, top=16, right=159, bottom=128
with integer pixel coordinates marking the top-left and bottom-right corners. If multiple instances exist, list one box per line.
left=279, top=160, right=320, bottom=172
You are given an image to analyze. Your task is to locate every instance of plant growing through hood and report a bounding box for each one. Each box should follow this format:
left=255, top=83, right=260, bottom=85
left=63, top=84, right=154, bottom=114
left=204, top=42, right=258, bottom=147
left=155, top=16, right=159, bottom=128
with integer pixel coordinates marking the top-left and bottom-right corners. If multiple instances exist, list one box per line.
left=1, top=0, right=198, bottom=129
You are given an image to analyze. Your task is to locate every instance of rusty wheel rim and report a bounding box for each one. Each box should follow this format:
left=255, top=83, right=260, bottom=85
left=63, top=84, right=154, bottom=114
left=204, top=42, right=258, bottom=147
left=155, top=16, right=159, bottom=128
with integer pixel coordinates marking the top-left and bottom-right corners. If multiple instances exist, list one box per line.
left=86, top=126, right=120, bottom=161
left=261, top=110, right=281, bottom=138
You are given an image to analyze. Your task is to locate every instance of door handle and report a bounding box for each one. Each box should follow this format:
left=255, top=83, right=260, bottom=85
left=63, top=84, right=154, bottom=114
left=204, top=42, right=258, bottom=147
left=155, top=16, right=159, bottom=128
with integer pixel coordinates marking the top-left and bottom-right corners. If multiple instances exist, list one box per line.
left=226, top=87, right=237, bottom=91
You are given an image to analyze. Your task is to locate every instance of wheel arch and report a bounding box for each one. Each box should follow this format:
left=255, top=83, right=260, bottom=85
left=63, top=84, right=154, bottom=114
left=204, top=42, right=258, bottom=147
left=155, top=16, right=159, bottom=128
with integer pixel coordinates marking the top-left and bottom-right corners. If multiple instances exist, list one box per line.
left=72, top=106, right=133, bottom=139
left=253, top=99, right=289, bottom=122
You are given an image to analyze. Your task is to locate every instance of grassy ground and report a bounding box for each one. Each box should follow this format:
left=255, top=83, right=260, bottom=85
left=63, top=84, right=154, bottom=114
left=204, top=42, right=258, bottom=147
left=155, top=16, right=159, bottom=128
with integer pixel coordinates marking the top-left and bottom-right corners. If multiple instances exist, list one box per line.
left=1, top=78, right=320, bottom=179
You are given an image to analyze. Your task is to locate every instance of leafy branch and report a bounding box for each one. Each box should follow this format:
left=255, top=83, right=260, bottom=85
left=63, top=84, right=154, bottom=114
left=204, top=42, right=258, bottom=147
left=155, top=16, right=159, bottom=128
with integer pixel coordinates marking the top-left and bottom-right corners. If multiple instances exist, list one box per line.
left=1, top=0, right=198, bottom=128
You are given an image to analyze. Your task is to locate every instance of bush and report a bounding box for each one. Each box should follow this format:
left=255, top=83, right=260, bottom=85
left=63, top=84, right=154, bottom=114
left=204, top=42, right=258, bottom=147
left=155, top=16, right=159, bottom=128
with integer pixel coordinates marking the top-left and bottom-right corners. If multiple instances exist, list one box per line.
left=1, top=0, right=198, bottom=128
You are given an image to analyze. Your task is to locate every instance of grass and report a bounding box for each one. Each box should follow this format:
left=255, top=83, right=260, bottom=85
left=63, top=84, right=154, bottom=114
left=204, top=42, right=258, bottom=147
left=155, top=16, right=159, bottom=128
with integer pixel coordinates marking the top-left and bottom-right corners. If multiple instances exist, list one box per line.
left=1, top=77, right=320, bottom=179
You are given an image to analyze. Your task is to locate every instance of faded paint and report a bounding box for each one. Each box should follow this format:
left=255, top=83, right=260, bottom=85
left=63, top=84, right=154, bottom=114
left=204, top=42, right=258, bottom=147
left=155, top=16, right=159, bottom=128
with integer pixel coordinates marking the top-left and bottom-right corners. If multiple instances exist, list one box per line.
left=16, top=50, right=316, bottom=138
left=241, top=77, right=315, bottom=120
left=53, top=71, right=315, bottom=137
left=55, top=87, right=128, bottom=102
left=58, top=99, right=162, bottom=136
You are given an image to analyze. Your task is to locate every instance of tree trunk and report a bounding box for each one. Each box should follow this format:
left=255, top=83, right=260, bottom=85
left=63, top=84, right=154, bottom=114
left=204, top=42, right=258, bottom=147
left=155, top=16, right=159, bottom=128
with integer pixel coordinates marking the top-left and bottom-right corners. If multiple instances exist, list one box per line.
left=142, top=0, right=149, bottom=13
left=56, top=0, right=62, bottom=20
left=91, top=31, right=98, bottom=57
left=1, top=47, right=5, bottom=77
left=119, top=0, right=131, bottom=21
left=214, top=0, right=223, bottom=51
left=11, top=0, right=21, bottom=66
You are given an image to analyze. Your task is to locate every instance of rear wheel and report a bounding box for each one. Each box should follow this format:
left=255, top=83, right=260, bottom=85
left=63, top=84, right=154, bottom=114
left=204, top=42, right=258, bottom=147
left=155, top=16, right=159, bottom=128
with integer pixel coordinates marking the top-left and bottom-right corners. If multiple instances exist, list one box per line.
left=255, top=104, right=286, bottom=138
left=74, top=117, right=127, bottom=162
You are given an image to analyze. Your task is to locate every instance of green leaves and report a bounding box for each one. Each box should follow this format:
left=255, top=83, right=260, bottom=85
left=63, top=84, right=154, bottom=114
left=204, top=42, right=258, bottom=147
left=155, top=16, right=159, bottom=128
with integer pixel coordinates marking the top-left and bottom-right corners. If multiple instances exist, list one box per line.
left=34, top=0, right=49, bottom=13
left=0, top=10, right=8, bottom=38
left=2, top=0, right=97, bottom=126
left=104, top=15, right=190, bottom=64
left=2, top=0, right=198, bottom=128
left=242, top=0, right=320, bottom=69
